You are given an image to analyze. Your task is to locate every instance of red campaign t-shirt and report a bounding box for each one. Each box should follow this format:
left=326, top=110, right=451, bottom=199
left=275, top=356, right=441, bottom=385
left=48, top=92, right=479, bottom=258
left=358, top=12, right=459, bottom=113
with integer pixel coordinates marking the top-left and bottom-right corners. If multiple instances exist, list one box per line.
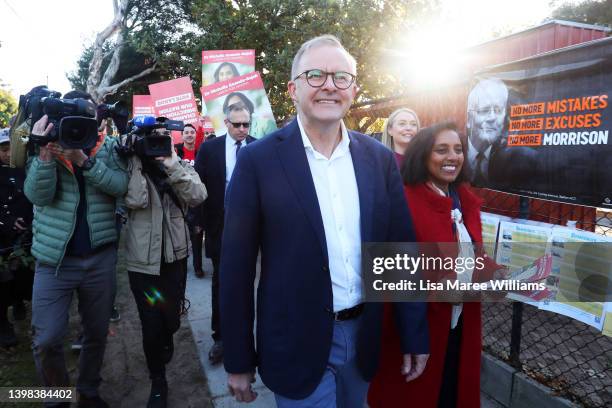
left=183, top=146, right=196, bottom=165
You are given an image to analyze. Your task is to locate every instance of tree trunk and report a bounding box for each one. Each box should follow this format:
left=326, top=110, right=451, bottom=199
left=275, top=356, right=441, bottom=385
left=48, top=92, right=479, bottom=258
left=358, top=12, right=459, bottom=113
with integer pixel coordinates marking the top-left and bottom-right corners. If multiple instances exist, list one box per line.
left=86, top=0, right=156, bottom=103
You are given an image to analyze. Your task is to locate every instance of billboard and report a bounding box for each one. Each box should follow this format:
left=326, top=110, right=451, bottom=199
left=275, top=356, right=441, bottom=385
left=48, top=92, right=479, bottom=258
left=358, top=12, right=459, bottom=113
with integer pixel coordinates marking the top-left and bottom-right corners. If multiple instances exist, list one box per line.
left=466, top=38, right=612, bottom=208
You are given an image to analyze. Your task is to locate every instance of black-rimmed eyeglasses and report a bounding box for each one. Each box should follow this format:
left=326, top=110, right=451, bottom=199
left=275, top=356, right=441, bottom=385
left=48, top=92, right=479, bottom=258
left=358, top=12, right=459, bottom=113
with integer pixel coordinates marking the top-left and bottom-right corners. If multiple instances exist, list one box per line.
left=229, top=122, right=250, bottom=129
left=293, top=69, right=356, bottom=90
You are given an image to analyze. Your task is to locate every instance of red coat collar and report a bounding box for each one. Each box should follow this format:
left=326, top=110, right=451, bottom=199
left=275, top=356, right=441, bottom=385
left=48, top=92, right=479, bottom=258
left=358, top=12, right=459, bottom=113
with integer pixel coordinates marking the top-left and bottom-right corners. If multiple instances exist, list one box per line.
left=407, top=183, right=482, bottom=212
left=404, top=182, right=484, bottom=243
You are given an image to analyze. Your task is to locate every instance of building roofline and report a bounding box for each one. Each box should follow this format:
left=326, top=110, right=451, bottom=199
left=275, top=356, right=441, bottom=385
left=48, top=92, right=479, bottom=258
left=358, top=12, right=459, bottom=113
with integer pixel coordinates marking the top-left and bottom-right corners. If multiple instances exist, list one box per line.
left=467, top=19, right=610, bottom=51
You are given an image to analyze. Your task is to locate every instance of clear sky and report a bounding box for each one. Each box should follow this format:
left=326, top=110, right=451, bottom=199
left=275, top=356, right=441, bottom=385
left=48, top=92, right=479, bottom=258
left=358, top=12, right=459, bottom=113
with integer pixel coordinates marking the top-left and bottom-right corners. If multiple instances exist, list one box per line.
left=0, top=0, right=113, bottom=99
left=0, top=0, right=579, bottom=100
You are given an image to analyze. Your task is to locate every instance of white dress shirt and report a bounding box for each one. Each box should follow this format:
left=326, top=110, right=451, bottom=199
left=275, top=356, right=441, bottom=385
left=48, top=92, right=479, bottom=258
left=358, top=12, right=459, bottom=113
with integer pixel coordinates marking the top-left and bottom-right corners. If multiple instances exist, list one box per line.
left=225, top=135, right=247, bottom=188
left=297, top=116, right=362, bottom=312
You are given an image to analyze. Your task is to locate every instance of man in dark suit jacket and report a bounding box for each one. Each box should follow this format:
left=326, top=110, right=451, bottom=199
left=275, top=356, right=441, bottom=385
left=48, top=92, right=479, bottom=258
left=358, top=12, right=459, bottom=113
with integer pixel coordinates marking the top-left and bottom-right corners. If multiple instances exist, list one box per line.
left=193, top=105, right=256, bottom=365
left=221, top=35, right=429, bottom=407
left=175, top=123, right=205, bottom=278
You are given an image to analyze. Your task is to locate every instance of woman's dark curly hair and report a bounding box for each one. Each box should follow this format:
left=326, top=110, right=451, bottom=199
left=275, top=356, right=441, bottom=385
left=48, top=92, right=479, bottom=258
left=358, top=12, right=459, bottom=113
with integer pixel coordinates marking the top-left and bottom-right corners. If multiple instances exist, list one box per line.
left=400, top=121, right=468, bottom=186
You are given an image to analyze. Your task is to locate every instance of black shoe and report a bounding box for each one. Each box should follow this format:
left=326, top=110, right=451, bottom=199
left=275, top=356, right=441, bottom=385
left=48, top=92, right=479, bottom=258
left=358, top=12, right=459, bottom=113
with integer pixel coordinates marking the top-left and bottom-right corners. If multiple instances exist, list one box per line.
left=0, top=322, right=18, bottom=348
left=208, top=340, right=223, bottom=365
left=12, top=301, right=26, bottom=321
left=147, top=377, right=168, bottom=408
left=109, top=306, right=121, bottom=322
left=162, top=335, right=174, bottom=364
left=78, top=394, right=109, bottom=408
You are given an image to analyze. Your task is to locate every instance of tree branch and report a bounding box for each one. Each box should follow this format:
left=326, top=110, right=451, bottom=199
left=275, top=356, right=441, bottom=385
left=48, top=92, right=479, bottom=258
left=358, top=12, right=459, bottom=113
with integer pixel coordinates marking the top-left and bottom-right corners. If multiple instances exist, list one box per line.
left=86, top=0, right=128, bottom=99
left=97, top=62, right=157, bottom=99
left=99, top=29, right=126, bottom=90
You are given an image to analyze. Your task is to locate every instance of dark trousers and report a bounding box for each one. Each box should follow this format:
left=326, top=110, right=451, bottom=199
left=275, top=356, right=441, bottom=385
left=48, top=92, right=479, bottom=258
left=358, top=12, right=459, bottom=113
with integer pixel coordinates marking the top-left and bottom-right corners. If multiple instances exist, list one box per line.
left=438, top=316, right=463, bottom=408
left=129, top=258, right=187, bottom=378
left=190, top=231, right=204, bottom=273
left=31, top=246, right=116, bottom=406
left=211, top=255, right=221, bottom=341
left=0, top=266, right=33, bottom=323
left=0, top=283, right=9, bottom=325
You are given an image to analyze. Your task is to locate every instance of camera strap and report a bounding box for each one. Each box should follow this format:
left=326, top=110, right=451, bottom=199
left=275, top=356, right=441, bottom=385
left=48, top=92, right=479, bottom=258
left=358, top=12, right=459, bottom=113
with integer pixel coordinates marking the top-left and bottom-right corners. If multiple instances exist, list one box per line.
left=151, top=180, right=190, bottom=263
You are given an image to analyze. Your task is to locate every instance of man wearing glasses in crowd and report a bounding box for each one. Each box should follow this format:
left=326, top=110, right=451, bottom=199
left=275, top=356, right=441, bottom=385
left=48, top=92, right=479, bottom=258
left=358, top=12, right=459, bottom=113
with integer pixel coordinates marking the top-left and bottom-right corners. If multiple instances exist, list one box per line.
left=193, top=103, right=256, bottom=366
left=220, top=34, right=428, bottom=407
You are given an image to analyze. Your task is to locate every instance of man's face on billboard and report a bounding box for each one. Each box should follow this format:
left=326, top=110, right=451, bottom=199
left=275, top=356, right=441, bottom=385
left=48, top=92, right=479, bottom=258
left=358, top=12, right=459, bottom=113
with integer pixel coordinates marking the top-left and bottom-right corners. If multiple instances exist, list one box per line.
left=470, top=87, right=506, bottom=149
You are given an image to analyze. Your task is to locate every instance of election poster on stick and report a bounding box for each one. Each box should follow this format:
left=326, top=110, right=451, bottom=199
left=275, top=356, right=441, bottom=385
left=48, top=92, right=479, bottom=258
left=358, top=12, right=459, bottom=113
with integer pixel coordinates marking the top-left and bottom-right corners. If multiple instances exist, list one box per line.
left=202, top=49, right=256, bottom=87
left=466, top=37, right=612, bottom=208
left=132, top=95, right=155, bottom=117
left=201, top=71, right=277, bottom=139
left=199, top=116, right=214, bottom=134
left=148, top=77, right=200, bottom=144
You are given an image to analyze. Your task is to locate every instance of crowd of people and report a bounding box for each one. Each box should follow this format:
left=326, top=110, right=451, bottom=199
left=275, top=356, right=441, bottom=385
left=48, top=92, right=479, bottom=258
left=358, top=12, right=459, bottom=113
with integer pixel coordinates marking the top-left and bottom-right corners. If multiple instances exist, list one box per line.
left=0, top=34, right=508, bottom=408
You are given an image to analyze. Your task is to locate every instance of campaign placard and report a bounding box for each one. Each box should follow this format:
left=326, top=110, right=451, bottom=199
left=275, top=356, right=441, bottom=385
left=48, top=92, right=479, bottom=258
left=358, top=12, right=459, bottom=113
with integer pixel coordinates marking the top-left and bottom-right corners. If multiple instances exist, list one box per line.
left=201, top=71, right=277, bottom=139
left=603, top=303, right=612, bottom=337
left=481, top=212, right=511, bottom=259
left=200, top=116, right=214, bottom=134
left=132, top=95, right=154, bottom=117
left=148, top=77, right=199, bottom=144
left=496, top=221, right=553, bottom=303
left=538, top=226, right=611, bottom=330
left=466, top=38, right=612, bottom=208
left=202, top=49, right=256, bottom=87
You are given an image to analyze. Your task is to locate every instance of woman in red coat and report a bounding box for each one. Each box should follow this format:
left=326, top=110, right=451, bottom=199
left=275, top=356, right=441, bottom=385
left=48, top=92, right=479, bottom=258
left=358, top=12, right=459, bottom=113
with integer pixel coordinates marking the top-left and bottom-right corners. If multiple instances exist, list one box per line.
left=368, top=122, right=503, bottom=408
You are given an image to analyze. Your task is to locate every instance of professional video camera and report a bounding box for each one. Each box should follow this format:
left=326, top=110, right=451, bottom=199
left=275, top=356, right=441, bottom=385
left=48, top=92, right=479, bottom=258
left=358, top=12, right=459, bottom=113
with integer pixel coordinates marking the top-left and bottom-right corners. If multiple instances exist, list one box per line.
left=96, top=100, right=129, bottom=134
left=19, top=86, right=99, bottom=149
left=116, top=116, right=183, bottom=158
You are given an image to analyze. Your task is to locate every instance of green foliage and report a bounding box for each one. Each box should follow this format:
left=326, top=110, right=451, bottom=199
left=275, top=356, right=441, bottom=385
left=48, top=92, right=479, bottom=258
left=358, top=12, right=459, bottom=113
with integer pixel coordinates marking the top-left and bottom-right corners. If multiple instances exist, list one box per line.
left=187, top=0, right=438, bottom=121
left=0, top=88, right=17, bottom=128
left=0, top=234, right=34, bottom=276
left=69, top=0, right=439, bottom=122
left=552, top=0, right=612, bottom=28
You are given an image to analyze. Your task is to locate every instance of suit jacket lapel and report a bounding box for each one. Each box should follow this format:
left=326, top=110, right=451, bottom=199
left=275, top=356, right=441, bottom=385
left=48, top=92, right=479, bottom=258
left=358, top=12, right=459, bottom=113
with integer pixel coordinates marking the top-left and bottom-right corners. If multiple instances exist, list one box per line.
left=218, top=135, right=227, bottom=200
left=348, top=132, right=375, bottom=242
left=276, top=121, right=328, bottom=262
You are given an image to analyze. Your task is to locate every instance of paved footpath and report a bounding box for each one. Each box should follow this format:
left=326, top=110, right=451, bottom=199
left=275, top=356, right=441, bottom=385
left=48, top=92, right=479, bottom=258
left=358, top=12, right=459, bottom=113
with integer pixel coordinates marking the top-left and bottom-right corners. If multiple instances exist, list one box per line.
left=185, top=258, right=276, bottom=407
left=185, top=258, right=502, bottom=408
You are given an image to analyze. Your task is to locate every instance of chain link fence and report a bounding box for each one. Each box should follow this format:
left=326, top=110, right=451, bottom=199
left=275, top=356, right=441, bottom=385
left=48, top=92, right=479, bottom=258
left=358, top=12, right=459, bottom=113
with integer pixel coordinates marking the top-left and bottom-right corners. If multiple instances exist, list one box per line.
left=479, top=190, right=612, bottom=408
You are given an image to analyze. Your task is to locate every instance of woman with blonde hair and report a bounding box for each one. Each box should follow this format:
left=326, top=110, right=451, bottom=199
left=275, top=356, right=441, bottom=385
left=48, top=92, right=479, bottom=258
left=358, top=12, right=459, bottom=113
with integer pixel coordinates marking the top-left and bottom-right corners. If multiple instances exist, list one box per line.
left=381, top=108, right=420, bottom=166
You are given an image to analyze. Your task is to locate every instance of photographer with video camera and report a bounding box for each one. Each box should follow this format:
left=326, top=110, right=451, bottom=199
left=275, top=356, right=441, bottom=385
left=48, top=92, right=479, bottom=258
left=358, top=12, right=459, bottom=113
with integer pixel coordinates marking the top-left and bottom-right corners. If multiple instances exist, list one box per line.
left=0, top=128, right=34, bottom=348
left=120, top=116, right=206, bottom=408
left=24, top=89, right=128, bottom=408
